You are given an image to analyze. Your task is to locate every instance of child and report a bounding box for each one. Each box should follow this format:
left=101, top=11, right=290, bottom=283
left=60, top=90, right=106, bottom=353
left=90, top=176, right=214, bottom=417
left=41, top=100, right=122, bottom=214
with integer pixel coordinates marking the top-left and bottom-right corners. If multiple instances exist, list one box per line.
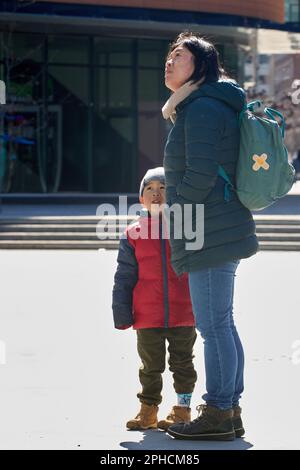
left=112, top=167, right=197, bottom=431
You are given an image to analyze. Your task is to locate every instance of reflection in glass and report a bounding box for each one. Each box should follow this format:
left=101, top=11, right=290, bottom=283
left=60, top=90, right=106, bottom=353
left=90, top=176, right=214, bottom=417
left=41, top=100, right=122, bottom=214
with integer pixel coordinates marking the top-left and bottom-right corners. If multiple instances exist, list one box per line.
left=48, top=66, right=89, bottom=191
left=92, top=67, right=134, bottom=192
left=48, top=35, right=89, bottom=64
left=94, top=37, right=133, bottom=66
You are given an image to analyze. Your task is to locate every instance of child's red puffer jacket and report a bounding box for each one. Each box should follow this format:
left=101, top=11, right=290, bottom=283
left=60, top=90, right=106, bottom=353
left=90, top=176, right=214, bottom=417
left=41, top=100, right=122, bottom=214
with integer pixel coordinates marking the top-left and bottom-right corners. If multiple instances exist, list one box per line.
left=112, top=214, right=194, bottom=329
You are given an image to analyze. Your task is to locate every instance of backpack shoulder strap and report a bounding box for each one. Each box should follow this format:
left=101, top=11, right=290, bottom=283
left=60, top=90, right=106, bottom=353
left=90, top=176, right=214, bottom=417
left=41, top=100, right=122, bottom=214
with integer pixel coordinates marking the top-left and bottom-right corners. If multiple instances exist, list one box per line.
left=264, top=106, right=285, bottom=137
left=218, top=165, right=235, bottom=202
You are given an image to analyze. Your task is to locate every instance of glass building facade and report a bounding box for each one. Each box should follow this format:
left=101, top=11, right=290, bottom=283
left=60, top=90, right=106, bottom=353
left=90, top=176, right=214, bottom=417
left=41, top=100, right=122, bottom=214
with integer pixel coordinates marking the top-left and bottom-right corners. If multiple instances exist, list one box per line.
left=0, top=32, right=172, bottom=193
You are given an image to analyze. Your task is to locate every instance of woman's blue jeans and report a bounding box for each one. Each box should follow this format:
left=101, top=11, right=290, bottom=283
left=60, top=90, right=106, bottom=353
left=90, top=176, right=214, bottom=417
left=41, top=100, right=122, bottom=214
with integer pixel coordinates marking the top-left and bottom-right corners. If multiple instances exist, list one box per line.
left=188, top=260, right=243, bottom=410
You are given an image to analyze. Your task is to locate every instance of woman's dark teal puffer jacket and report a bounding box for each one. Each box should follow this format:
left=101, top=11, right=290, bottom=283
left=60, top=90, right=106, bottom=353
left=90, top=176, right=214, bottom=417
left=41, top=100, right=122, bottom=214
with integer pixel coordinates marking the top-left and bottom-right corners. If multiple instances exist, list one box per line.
left=163, top=80, right=259, bottom=275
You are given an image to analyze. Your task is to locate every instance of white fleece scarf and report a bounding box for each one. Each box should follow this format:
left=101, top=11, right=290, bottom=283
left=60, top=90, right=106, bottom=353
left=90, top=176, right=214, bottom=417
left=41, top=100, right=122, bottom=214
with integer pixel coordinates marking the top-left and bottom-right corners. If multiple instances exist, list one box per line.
left=162, top=77, right=205, bottom=123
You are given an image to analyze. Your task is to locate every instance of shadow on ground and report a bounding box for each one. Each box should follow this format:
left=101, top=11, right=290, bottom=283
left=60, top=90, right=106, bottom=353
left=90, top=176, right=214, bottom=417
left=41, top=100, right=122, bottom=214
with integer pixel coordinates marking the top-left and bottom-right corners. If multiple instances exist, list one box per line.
left=120, top=430, right=253, bottom=451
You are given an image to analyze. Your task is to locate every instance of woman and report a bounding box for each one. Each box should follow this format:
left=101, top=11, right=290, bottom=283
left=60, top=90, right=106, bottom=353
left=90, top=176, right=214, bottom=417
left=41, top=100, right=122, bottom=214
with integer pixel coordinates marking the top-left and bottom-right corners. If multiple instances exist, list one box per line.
left=162, top=32, right=258, bottom=441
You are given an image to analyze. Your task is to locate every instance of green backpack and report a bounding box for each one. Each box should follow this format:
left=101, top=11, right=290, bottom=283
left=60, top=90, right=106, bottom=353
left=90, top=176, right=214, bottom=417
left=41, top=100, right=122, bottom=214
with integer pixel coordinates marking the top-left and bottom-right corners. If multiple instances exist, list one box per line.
left=218, top=100, right=296, bottom=211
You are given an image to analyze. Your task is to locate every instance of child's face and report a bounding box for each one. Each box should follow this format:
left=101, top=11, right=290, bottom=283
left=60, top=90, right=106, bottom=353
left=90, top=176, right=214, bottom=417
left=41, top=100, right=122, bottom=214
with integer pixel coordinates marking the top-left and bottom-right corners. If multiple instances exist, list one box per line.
left=139, top=179, right=166, bottom=215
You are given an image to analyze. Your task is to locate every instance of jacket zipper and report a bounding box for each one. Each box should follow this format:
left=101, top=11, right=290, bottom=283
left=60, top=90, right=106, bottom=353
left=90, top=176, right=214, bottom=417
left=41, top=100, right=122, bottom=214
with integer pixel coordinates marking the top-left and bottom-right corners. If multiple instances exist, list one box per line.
left=160, top=219, right=169, bottom=328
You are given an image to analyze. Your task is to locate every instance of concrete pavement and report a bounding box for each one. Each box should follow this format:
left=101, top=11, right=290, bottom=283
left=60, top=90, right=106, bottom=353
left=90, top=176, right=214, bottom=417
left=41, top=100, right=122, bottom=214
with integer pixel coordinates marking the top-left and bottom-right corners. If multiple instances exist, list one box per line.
left=0, top=249, right=299, bottom=450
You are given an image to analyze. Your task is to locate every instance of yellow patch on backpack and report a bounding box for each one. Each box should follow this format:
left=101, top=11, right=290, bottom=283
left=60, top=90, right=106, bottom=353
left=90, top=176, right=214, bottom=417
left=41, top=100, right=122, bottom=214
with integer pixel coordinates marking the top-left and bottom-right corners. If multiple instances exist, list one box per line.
left=252, top=153, right=270, bottom=171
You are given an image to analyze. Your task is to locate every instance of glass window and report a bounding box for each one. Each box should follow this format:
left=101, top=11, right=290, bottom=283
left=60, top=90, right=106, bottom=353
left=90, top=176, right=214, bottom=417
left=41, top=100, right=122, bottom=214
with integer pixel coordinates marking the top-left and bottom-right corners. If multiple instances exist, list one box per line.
left=92, top=114, right=134, bottom=193
left=94, top=38, right=132, bottom=66
left=110, top=116, right=133, bottom=142
left=1, top=33, right=44, bottom=106
left=0, top=33, right=174, bottom=193
left=138, top=67, right=168, bottom=182
left=6, top=60, right=43, bottom=105
left=285, top=0, right=300, bottom=22
left=108, top=68, right=132, bottom=109
left=94, top=67, right=132, bottom=111
left=259, top=54, right=270, bottom=64
left=0, top=104, right=45, bottom=192
left=47, top=66, right=89, bottom=191
left=138, top=39, right=167, bottom=68
left=48, top=65, right=89, bottom=105
left=0, top=32, right=4, bottom=61
left=2, top=32, right=44, bottom=63
left=48, top=35, right=89, bottom=64
left=93, top=67, right=107, bottom=112
left=136, top=39, right=169, bottom=183
left=138, top=69, right=165, bottom=102
left=93, top=38, right=106, bottom=66
left=92, top=66, right=134, bottom=192
left=0, top=33, right=45, bottom=192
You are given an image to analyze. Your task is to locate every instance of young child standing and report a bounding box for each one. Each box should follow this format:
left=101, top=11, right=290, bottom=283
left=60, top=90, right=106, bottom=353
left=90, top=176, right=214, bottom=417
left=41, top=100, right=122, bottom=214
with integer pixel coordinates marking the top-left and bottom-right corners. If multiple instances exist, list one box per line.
left=112, top=167, right=197, bottom=431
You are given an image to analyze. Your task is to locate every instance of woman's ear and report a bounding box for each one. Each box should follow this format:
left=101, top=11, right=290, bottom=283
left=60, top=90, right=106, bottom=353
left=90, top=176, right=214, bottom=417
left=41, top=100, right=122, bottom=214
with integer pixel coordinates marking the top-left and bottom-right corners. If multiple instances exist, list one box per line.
left=139, top=195, right=144, bottom=205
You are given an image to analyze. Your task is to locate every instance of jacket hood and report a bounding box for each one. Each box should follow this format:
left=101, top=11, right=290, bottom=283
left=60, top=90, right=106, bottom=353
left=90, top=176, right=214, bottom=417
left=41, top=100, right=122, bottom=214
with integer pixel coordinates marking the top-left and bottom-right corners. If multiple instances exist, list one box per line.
left=178, top=79, right=246, bottom=113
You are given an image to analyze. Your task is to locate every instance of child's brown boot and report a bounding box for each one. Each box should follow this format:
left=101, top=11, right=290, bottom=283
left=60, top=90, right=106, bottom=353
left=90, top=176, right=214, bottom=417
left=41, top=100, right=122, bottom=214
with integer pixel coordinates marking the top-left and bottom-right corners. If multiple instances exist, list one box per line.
left=126, top=403, right=158, bottom=430
left=157, top=405, right=191, bottom=431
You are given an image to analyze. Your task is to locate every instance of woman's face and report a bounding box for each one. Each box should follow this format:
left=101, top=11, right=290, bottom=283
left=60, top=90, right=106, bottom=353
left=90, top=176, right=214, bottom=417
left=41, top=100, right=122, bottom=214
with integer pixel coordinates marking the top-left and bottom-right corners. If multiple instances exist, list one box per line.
left=165, top=45, right=195, bottom=92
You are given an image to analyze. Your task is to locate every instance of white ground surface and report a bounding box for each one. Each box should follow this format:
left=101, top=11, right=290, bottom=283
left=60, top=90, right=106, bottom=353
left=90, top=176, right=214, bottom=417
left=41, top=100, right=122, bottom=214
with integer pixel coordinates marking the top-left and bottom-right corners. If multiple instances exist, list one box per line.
left=0, top=249, right=299, bottom=450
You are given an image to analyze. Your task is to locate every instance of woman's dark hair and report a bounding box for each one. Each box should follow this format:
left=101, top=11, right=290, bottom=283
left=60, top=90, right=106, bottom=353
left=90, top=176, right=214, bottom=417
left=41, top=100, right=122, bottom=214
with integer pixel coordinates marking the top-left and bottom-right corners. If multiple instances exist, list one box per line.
left=166, top=31, right=230, bottom=84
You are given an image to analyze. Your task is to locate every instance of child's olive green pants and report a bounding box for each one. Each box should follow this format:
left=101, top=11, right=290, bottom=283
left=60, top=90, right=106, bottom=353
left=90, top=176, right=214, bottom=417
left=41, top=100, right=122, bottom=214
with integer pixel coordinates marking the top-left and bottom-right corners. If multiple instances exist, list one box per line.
left=136, top=327, right=197, bottom=406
